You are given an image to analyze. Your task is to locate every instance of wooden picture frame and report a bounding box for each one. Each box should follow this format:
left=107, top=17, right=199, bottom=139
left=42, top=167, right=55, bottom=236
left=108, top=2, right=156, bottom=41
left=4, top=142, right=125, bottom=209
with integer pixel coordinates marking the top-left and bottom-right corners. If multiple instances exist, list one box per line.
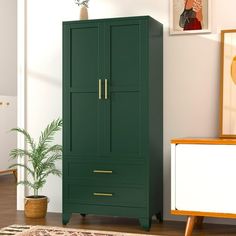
left=219, top=30, right=236, bottom=138
left=170, top=0, right=211, bottom=35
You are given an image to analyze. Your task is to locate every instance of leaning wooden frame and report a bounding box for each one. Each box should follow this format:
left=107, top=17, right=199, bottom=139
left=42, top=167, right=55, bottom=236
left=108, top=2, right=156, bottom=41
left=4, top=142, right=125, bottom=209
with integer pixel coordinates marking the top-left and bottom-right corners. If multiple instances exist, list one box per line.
left=219, top=29, right=236, bottom=138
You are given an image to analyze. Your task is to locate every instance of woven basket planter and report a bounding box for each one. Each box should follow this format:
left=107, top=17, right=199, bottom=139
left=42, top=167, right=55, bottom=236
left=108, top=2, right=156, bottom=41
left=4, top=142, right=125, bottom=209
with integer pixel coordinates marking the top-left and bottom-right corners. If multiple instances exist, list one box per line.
left=24, top=196, right=48, bottom=218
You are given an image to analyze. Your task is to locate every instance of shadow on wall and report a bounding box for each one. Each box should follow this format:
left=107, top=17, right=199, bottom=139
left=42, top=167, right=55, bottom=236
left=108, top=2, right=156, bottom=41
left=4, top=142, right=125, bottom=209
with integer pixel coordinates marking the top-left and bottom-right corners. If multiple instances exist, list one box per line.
left=89, top=0, right=167, bottom=25
left=28, top=71, right=62, bottom=87
left=0, top=96, right=17, bottom=173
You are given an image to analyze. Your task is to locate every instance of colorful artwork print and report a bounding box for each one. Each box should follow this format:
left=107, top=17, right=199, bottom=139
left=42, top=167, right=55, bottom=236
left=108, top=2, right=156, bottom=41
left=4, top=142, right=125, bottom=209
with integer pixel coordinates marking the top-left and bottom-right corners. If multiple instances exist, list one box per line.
left=170, top=0, right=211, bottom=34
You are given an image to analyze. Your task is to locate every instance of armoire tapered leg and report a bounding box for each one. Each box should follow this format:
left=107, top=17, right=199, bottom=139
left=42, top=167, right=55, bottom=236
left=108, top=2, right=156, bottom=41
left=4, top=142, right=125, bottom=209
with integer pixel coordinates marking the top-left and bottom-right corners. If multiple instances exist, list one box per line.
left=62, top=212, right=71, bottom=225
left=184, top=216, right=196, bottom=236
left=139, top=217, right=151, bottom=231
left=155, top=212, right=163, bottom=222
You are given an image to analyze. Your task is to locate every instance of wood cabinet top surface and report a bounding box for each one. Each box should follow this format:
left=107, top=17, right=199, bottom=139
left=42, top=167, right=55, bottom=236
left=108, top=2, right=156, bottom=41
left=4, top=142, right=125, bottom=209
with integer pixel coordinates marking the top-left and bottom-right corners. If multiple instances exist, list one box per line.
left=171, top=138, right=236, bottom=145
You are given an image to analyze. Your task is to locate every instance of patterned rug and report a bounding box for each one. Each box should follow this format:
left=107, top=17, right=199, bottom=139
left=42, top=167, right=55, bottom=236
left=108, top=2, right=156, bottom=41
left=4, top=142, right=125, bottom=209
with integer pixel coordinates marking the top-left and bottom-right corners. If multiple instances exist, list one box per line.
left=0, top=225, right=160, bottom=236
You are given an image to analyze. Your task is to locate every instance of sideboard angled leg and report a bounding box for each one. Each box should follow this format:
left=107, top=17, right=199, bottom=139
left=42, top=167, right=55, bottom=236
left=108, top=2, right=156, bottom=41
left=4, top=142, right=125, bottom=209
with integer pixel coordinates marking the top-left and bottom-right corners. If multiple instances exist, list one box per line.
left=184, top=216, right=196, bottom=236
left=195, top=216, right=204, bottom=228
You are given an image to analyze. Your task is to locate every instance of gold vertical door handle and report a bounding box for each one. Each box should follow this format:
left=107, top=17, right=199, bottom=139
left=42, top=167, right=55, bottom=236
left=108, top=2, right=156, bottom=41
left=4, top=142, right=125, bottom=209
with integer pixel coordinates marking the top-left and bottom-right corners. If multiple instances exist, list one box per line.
left=98, top=79, right=102, bottom=99
left=105, top=79, right=108, bottom=99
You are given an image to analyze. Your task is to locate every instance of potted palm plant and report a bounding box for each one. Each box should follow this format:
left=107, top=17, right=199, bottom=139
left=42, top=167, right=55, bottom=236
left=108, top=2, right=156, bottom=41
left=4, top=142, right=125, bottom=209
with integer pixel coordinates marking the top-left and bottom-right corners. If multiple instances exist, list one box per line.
left=9, top=118, right=62, bottom=218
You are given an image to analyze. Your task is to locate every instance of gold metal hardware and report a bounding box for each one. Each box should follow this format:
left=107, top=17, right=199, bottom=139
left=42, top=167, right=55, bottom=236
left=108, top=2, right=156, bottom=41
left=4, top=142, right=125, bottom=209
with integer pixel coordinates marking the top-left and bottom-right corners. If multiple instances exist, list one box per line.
left=93, top=170, right=113, bottom=174
left=99, top=79, right=102, bottom=99
left=105, top=79, right=108, bottom=99
left=93, top=192, right=113, bottom=197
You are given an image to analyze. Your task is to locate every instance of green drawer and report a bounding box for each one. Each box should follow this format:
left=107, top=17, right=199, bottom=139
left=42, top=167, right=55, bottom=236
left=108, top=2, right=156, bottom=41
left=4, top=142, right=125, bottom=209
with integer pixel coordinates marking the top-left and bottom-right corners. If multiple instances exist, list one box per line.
left=64, top=160, right=146, bottom=186
left=66, top=184, right=146, bottom=207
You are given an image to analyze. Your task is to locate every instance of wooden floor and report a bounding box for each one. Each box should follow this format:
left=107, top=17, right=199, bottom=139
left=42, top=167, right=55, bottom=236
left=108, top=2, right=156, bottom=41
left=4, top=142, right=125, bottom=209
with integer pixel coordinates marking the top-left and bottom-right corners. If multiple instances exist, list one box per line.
left=1, top=174, right=236, bottom=235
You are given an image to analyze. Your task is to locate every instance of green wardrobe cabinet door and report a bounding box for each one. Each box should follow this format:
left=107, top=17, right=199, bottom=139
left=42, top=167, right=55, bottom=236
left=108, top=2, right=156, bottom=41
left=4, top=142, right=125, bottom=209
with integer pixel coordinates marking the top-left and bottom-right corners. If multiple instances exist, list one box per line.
left=103, top=19, right=148, bottom=158
left=63, top=22, right=105, bottom=157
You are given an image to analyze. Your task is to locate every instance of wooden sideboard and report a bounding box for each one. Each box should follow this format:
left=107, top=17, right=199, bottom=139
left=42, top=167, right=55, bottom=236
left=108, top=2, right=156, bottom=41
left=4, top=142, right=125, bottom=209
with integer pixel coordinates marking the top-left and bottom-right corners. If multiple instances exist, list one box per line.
left=171, top=138, right=236, bottom=236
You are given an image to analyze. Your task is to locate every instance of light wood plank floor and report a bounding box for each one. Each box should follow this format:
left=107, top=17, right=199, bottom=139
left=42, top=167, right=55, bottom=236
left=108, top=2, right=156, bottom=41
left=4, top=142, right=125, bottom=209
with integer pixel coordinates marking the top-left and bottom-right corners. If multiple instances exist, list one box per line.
left=1, top=174, right=236, bottom=235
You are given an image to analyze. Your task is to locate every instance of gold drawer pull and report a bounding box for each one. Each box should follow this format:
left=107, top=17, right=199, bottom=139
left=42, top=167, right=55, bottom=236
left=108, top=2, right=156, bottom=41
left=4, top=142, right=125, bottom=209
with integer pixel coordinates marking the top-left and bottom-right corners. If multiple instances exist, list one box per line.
left=93, top=170, right=113, bottom=174
left=93, top=192, right=113, bottom=197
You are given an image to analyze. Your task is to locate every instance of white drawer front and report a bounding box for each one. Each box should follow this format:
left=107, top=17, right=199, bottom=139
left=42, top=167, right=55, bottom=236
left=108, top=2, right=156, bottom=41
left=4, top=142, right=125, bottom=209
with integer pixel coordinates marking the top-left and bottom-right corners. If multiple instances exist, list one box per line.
left=175, top=144, right=236, bottom=214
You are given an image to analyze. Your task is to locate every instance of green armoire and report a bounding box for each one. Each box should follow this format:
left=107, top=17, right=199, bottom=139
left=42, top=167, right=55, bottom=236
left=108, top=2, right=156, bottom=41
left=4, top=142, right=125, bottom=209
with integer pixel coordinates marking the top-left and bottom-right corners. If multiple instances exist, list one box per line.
left=63, top=16, right=163, bottom=230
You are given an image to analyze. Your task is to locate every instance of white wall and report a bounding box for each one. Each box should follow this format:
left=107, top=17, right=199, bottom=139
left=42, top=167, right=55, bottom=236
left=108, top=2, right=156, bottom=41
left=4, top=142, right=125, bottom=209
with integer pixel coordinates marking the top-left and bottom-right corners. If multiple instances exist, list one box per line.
left=23, top=0, right=236, bottom=224
left=0, top=0, right=17, bottom=172
left=0, top=0, right=17, bottom=96
left=0, top=96, right=17, bottom=171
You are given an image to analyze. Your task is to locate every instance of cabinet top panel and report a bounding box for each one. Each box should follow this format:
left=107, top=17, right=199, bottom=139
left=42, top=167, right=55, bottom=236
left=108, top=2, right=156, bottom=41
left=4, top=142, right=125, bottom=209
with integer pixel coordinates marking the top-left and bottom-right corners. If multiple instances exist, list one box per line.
left=171, top=138, right=236, bottom=145
left=63, top=15, right=161, bottom=25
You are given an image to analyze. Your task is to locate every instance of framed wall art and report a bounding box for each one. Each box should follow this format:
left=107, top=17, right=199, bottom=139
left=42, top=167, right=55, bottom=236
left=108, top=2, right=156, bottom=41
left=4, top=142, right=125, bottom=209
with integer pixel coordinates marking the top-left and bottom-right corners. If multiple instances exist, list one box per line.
left=170, top=0, right=211, bottom=35
left=219, top=30, right=236, bottom=138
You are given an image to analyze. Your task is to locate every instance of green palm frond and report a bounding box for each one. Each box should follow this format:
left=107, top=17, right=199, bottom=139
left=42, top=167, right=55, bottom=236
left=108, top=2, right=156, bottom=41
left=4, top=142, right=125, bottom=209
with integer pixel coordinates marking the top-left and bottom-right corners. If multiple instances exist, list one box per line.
left=38, top=154, right=62, bottom=176
left=9, top=148, right=31, bottom=159
left=45, top=153, right=62, bottom=164
left=11, top=128, right=36, bottom=150
left=43, top=144, right=62, bottom=156
left=34, top=179, right=46, bottom=190
left=38, top=119, right=62, bottom=149
left=17, top=180, right=35, bottom=189
left=9, top=163, right=34, bottom=177
left=41, top=168, right=62, bottom=180
left=36, top=161, right=55, bottom=179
